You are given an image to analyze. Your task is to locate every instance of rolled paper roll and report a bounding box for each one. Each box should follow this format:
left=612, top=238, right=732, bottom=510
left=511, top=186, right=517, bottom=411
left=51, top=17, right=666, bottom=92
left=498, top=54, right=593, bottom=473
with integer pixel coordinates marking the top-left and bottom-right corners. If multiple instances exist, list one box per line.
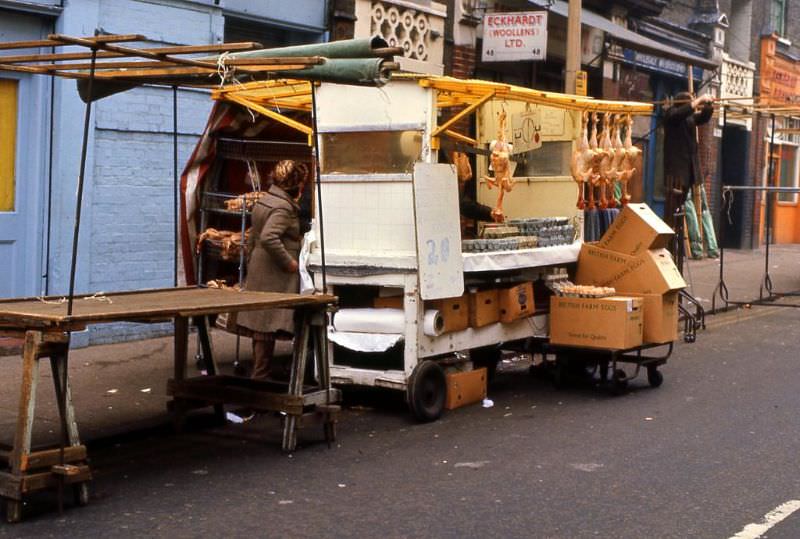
left=333, top=308, right=444, bottom=337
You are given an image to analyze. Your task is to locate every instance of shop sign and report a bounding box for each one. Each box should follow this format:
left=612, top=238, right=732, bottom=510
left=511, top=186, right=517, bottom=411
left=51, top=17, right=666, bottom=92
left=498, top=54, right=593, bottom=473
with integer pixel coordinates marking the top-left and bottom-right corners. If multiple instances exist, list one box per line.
left=511, top=108, right=543, bottom=153
left=622, top=48, right=703, bottom=81
left=760, top=38, right=800, bottom=105
left=482, top=11, right=548, bottom=62
left=575, top=70, right=588, bottom=96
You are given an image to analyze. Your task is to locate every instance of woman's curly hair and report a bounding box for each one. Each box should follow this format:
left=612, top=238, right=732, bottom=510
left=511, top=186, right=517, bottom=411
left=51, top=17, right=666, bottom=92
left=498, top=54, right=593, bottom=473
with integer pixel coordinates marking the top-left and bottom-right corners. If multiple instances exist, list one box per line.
left=272, top=160, right=309, bottom=190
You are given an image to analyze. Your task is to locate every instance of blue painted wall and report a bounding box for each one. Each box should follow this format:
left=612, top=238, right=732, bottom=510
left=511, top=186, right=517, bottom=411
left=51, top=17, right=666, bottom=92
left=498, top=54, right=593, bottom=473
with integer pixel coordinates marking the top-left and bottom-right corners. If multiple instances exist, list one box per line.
left=2, top=0, right=326, bottom=345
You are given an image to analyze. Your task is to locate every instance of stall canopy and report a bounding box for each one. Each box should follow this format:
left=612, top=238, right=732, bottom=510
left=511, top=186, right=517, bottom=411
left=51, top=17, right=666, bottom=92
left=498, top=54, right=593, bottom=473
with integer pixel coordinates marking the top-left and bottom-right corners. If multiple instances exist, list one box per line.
left=207, top=74, right=654, bottom=148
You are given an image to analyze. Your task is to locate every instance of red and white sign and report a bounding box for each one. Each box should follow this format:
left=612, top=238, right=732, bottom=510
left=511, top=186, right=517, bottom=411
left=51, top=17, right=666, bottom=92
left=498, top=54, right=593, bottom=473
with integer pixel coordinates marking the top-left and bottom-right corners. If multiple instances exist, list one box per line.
left=482, top=11, right=548, bottom=62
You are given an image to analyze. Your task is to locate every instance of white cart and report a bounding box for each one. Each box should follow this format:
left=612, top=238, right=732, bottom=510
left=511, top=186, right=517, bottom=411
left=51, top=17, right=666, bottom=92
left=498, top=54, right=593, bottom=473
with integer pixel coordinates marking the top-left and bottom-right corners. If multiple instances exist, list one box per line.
left=307, top=77, right=591, bottom=420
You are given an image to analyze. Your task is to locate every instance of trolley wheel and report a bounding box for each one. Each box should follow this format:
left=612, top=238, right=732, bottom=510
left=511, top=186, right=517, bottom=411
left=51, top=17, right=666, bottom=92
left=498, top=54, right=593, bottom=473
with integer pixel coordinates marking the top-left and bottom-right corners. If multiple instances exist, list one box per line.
left=407, top=360, right=447, bottom=423
left=611, top=368, right=628, bottom=395
left=647, top=367, right=664, bottom=388
left=471, top=345, right=501, bottom=383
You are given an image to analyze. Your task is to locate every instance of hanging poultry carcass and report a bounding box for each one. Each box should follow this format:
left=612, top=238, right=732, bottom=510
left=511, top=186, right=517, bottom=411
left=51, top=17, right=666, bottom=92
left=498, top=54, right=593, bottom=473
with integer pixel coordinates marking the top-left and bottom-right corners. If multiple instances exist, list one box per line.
left=618, top=114, right=641, bottom=206
left=587, top=112, right=602, bottom=210
left=570, top=111, right=596, bottom=209
left=483, top=109, right=514, bottom=221
left=596, top=113, right=615, bottom=209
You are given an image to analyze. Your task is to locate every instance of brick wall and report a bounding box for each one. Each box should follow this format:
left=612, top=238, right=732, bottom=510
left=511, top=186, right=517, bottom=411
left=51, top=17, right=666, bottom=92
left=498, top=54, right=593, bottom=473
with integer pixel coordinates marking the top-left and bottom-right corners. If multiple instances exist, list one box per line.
left=442, top=44, right=477, bottom=136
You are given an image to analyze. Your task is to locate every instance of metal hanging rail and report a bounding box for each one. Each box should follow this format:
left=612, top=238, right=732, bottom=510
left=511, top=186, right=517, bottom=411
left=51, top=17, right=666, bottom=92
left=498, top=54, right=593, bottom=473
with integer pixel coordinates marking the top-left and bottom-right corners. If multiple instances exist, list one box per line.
left=712, top=108, right=800, bottom=311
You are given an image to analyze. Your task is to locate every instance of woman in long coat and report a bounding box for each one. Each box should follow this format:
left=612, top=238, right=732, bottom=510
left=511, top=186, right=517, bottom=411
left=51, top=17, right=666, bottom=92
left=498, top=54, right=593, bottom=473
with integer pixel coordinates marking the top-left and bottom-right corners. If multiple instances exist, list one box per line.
left=238, top=160, right=308, bottom=380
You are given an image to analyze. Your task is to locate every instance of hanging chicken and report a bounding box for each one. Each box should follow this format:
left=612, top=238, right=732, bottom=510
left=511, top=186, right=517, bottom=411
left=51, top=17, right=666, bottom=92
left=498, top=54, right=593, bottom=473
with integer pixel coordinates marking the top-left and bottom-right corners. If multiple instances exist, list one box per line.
left=483, top=109, right=514, bottom=221
left=570, top=111, right=595, bottom=209
left=617, top=114, right=641, bottom=206
left=607, top=114, right=626, bottom=208
left=587, top=112, right=602, bottom=210
left=597, top=113, right=615, bottom=209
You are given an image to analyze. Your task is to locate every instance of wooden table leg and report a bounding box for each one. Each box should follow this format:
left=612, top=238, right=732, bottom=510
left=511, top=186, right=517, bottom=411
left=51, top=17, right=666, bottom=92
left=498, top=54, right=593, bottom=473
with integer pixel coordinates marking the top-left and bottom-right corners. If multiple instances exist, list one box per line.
left=282, top=310, right=311, bottom=452
left=5, top=331, right=42, bottom=523
left=311, top=309, right=336, bottom=446
left=171, top=316, right=189, bottom=431
left=49, top=347, right=90, bottom=507
left=194, top=318, right=225, bottom=423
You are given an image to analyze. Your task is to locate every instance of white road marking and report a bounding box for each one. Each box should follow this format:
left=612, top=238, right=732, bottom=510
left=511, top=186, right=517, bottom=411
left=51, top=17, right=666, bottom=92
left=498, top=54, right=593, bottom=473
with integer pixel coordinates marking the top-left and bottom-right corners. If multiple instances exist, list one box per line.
left=730, top=500, right=800, bottom=539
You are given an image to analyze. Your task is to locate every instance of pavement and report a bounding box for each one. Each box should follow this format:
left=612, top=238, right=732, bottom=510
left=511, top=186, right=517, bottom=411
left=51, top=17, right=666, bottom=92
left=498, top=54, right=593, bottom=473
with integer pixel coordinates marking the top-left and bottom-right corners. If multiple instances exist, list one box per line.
left=0, top=244, right=798, bottom=532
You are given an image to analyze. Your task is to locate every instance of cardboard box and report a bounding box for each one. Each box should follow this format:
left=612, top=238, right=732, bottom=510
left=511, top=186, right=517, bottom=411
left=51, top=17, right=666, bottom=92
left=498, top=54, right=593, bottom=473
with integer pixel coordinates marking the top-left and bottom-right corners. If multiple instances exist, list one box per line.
left=575, top=244, right=686, bottom=295
left=498, top=281, right=535, bottom=323
left=598, top=203, right=674, bottom=256
left=549, top=296, right=643, bottom=350
left=631, top=291, right=679, bottom=344
left=374, top=295, right=403, bottom=309
left=429, top=295, right=470, bottom=333
left=468, top=289, right=500, bottom=328
left=445, top=367, right=487, bottom=410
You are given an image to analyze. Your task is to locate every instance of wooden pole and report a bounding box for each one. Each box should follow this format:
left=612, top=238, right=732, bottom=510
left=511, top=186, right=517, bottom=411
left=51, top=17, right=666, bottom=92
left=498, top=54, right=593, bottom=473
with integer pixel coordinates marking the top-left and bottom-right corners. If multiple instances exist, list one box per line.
left=688, top=65, right=705, bottom=255
left=564, top=0, right=581, bottom=94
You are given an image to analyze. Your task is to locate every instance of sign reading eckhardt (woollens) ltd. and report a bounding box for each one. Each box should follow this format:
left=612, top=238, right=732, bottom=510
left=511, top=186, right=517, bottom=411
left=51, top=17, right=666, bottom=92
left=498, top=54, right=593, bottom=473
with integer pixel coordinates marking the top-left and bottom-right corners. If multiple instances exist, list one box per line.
left=482, top=11, right=548, bottom=62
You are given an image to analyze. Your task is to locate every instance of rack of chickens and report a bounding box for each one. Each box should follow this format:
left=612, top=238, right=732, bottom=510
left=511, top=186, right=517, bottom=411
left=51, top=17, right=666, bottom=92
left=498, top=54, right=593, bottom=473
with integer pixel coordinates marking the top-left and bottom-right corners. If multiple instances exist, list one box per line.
left=571, top=113, right=641, bottom=209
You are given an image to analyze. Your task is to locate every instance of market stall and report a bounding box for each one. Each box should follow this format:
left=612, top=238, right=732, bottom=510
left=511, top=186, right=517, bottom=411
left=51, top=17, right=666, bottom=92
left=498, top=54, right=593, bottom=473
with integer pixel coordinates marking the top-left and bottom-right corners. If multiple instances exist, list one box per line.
left=196, top=75, right=681, bottom=422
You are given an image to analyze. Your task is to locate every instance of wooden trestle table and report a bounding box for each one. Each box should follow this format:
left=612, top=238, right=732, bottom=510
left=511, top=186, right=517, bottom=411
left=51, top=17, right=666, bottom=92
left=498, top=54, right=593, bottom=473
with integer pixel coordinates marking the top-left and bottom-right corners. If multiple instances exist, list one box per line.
left=0, top=287, right=338, bottom=522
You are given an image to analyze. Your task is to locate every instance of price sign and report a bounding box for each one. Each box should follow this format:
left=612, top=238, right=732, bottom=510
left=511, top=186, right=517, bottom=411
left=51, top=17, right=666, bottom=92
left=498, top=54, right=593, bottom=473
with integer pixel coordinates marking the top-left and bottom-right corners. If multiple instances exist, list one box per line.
left=482, top=11, right=548, bottom=62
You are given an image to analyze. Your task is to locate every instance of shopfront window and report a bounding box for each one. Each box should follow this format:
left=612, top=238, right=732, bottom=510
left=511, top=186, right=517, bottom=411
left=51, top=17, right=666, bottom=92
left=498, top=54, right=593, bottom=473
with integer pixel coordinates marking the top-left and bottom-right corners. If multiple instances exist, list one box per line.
left=778, top=145, right=798, bottom=203
left=771, top=0, right=786, bottom=36
left=0, top=79, right=17, bottom=212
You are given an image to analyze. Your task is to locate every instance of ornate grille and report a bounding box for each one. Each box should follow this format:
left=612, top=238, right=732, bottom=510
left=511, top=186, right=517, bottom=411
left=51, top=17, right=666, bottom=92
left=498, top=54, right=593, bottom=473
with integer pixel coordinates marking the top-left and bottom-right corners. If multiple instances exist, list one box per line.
left=371, top=1, right=431, bottom=61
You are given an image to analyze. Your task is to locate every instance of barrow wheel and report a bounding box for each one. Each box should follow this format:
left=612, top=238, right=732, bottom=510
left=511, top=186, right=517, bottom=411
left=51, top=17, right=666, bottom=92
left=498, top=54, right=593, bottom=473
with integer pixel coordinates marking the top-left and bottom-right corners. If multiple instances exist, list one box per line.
left=611, top=368, right=628, bottom=395
left=407, top=360, right=447, bottom=423
left=647, top=367, right=664, bottom=388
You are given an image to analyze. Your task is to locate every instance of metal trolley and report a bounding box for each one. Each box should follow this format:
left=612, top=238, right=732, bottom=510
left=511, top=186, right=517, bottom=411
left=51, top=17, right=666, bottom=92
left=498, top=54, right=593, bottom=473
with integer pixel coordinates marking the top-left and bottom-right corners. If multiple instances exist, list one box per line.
left=527, top=338, right=674, bottom=394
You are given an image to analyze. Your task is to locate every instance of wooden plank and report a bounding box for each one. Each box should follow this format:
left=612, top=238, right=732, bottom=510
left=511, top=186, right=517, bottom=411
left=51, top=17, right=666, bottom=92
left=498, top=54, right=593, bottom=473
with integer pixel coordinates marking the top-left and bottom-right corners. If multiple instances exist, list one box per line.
left=89, top=64, right=311, bottom=80
left=167, top=378, right=305, bottom=415
left=32, top=57, right=322, bottom=71
left=301, top=389, right=342, bottom=407
left=49, top=34, right=260, bottom=76
left=21, top=465, right=91, bottom=494
left=0, top=472, right=22, bottom=500
left=0, top=34, right=143, bottom=50
left=9, top=332, right=41, bottom=476
left=21, top=446, right=86, bottom=472
left=0, top=288, right=335, bottom=328
left=0, top=42, right=262, bottom=63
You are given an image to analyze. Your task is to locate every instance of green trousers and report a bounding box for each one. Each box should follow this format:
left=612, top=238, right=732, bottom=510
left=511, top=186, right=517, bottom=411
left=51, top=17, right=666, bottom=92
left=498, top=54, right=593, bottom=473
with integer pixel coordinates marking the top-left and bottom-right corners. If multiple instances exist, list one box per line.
left=684, top=184, right=719, bottom=258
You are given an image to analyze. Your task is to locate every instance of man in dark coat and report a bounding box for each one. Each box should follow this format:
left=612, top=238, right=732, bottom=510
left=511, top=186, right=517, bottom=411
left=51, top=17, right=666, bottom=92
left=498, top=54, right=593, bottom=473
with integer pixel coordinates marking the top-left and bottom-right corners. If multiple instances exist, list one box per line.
left=238, top=160, right=307, bottom=380
left=663, top=91, right=714, bottom=228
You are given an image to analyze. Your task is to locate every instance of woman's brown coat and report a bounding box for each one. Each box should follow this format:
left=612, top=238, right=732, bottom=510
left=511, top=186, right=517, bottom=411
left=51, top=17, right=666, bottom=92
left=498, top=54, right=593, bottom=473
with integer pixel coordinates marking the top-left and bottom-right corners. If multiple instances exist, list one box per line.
left=237, top=185, right=301, bottom=335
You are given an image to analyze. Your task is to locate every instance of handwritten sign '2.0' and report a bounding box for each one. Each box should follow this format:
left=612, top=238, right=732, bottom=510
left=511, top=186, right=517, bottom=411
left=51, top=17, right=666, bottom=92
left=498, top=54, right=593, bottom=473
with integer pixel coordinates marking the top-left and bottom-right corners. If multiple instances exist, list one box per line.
left=413, top=163, right=464, bottom=301
left=482, top=11, right=548, bottom=63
